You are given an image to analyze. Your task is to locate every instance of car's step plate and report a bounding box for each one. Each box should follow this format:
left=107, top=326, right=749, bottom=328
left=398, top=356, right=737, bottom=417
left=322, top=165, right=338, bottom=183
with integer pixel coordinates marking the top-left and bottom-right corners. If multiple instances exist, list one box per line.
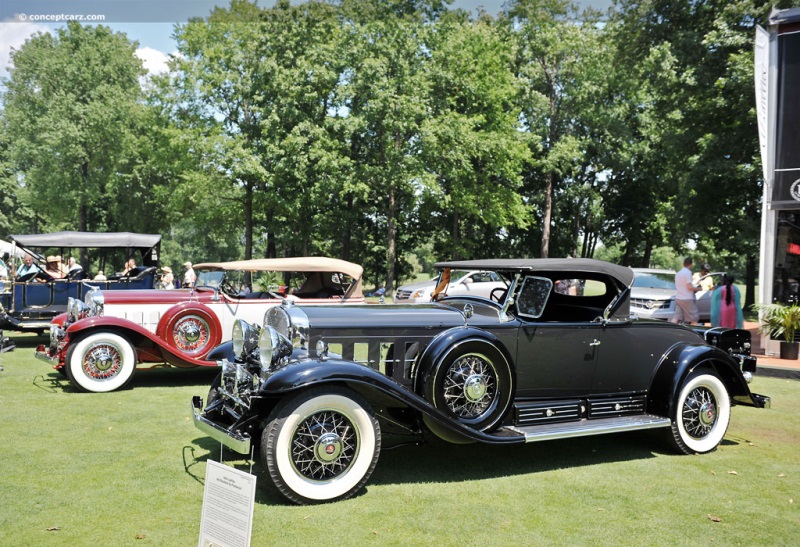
left=507, top=414, right=671, bottom=443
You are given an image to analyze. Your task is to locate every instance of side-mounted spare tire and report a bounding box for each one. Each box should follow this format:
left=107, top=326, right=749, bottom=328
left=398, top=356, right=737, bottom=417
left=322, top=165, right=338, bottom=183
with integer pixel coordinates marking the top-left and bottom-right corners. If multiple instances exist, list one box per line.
left=156, top=303, right=222, bottom=360
left=422, top=339, right=513, bottom=439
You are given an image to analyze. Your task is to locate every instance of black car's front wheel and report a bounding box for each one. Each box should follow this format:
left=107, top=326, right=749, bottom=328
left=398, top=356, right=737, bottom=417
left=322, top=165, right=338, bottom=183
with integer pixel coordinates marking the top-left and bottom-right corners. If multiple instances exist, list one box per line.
left=262, top=387, right=381, bottom=505
left=668, top=372, right=731, bottom=454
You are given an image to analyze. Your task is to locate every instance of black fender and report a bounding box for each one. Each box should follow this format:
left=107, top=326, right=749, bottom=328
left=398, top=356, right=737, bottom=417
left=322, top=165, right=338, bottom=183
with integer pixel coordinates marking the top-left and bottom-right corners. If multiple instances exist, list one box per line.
left=648, top=343, right=758, bottom=419
left=413, top=326, right=516, bottom=395
left=259, top=358, right=524, bottom=445
left=207, top=341, right=235, bottom=363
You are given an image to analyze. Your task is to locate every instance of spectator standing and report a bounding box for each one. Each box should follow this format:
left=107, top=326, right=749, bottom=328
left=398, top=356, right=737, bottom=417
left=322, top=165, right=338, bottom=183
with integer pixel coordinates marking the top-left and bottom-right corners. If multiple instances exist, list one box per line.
left=183, top=261, right=196, bottom=288
left=711, top=274, right=744, bottom=329
left=670, top=257, right=701, bottom=325
left=693, top=263, right=715, bottom=292
left=94, top=270, right=107, bottom=281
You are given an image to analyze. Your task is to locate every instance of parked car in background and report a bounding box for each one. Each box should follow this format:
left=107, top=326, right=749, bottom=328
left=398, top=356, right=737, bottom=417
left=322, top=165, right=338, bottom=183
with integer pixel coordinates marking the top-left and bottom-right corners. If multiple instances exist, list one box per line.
left=393, top=269, right=508, bottom=303
left=1, top=232, right=161, bottom=333
left=630, top=268, right=724, bottom=322
left=36, top=257, right=364, bottom=393
left=192, top=258, right=769, bottom=505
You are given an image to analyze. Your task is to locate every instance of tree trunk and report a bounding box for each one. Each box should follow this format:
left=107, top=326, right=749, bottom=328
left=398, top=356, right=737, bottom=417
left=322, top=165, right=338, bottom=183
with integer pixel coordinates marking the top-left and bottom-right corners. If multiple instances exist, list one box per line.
left=386, top=186, right=397, bottom=293
left=540, top=171, right=553, bottom=258
left=744, top=254, right=756, bottom=311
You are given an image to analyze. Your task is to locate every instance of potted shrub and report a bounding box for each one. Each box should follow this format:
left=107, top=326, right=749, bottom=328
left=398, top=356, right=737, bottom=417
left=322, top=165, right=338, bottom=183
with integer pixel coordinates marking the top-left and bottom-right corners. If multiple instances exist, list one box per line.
left=753, top=302, right=800, bottom=359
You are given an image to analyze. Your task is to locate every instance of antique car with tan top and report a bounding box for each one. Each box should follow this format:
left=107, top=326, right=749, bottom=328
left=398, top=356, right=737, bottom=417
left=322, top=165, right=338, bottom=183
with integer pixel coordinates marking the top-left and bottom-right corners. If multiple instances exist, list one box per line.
left=36, top=257, right=363, bottom=393
left=191, top=258, right=770, bottom=505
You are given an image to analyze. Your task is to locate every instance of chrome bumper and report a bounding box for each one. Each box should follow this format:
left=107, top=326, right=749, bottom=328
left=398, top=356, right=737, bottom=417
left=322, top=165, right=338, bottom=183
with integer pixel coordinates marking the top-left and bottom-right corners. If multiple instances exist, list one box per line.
left=191, top=397, right=251, bottom=455
left=34, top=344, right=57, bottom=363
left=752, top=393, right=771, bottom=409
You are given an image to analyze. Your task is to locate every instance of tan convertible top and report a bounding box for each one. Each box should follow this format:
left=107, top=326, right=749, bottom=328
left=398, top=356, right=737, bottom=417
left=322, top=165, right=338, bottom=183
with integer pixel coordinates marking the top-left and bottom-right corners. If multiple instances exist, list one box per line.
left=193, top=257, right=364, bottom=298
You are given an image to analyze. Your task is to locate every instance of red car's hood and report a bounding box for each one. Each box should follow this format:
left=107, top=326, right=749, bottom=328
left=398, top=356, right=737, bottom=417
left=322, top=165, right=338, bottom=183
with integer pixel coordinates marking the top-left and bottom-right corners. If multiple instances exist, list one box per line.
left=98, top=288, right=218, bottom=305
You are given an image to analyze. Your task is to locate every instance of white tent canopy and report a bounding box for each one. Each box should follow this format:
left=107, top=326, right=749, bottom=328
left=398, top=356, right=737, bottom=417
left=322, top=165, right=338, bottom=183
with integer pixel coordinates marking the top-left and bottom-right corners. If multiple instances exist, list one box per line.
left=0, top=239, right=25, bottom=258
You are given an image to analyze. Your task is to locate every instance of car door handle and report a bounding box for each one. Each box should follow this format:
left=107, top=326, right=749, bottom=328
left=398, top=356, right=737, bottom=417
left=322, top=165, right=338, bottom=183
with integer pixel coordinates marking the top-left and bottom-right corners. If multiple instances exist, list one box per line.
left=589, top=339, right=601, bottom=347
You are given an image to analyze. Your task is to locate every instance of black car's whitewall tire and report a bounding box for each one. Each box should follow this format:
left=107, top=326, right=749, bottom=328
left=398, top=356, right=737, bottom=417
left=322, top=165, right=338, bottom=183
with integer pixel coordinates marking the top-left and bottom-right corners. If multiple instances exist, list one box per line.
left=262, top=387, right=381, bottom=505
left=65, top=332, right=136, bottom=393
left=669, top=372, right=731, bottom=454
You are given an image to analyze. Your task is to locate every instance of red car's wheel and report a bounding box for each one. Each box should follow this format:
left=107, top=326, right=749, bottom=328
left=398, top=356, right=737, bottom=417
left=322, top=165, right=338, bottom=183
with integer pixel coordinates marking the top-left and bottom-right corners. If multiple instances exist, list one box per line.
left=65, top=332, right=136, bottom=393
left=157, top=304, right=222, bottom=359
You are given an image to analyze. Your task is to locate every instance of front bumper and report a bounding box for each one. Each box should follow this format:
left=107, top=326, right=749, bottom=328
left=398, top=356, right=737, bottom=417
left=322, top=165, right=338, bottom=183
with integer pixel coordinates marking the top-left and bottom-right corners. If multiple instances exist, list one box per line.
left=34, top=343, right=57, bottom=363
left=191, top=396, right=252, bottom=455
left=752, top=393, right=771, bottom=409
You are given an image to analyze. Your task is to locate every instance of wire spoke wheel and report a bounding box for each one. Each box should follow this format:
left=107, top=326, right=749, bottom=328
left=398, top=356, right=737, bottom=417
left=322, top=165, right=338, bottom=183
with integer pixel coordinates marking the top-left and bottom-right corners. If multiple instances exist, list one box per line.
left=443, top=354, right=497, bottom=420
left=263, top=387, right=380, bottom=504
left=669, top=372, right=730, bottom=454
left=291, top=410, right=357, bottom=481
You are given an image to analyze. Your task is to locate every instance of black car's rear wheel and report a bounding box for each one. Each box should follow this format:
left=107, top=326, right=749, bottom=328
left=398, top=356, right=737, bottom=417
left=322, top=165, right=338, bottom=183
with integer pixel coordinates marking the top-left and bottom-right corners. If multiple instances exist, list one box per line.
left=262, top=387, right=380, bottom=505
left=425, top=341, right=512, bottom=432
left=668, top=372, right=731, bottom=454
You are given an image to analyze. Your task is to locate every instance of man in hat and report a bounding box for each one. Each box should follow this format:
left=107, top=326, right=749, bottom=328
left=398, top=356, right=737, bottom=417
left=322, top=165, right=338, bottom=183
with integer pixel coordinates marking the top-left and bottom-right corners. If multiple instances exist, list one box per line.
left=45, top=256, right=65, bottom=279
left=183, top=261, right=196, bottom=289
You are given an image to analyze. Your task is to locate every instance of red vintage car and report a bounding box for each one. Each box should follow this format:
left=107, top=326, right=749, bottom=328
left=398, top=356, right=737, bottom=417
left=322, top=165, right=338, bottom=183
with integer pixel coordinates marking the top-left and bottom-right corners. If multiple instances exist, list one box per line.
left=35, top=257, right=364, bottom=392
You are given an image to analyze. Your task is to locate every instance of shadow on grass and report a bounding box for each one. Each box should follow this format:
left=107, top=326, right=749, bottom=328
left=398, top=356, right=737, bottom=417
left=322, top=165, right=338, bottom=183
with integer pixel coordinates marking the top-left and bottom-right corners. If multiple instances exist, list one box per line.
left=183, top=427, right=701, bottom=506
left=34, top=366, right=220, bottom=392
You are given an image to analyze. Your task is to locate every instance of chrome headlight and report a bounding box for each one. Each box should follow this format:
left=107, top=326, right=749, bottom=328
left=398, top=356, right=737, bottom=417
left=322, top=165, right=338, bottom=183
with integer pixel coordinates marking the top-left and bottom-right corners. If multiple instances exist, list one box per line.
left=231, top=319, right=258, bottom=360
left=84, top=288, right=104, bottom=316
left=68, top=297, right=91, bottom=322
left=258, top=325, right=292, bottom=372
left=265, top=303, right=309, bottom=349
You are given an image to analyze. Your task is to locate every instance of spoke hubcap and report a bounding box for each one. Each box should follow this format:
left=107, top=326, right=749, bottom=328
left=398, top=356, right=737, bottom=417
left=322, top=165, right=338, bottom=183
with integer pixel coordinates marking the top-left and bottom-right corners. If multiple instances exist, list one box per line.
left=682, top=387, right=717, bottom=438
left=83, top=344, right=122, bottom=379
left=291, top=410, right=357, bottom=481
left=173, top=316, right=210, bottom=352
left=315, top=432, right=343, bottom=463
left=464, top=374, right=488, bottom=403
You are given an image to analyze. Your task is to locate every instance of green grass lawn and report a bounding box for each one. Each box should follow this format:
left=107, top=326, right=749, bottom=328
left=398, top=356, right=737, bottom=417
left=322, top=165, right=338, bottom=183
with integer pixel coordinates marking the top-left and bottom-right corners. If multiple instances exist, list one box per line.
left=1, top=332, right=797, bottom=545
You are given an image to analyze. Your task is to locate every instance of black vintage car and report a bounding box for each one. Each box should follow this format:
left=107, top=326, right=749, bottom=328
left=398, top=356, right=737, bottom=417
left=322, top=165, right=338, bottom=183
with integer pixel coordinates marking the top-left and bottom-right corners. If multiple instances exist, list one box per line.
left=191, top=258, right=770, bottom=505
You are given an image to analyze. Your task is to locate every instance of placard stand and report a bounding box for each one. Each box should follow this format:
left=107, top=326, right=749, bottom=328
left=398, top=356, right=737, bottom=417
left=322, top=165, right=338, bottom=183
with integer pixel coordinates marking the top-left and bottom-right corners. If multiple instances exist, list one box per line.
left=198, top=459, right=257, bottom=547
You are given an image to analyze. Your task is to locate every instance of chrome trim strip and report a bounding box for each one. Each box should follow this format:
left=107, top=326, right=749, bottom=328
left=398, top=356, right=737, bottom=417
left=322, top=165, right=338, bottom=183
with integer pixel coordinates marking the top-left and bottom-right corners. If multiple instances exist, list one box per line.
left=191, top=398, right=251, bottom=454
left=509, top=414, right=672, bottom=443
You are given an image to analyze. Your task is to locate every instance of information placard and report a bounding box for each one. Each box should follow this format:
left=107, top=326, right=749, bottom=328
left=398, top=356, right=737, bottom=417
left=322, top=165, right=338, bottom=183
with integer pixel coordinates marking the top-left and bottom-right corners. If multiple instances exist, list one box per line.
left=198, top=460, right=257, bottom=547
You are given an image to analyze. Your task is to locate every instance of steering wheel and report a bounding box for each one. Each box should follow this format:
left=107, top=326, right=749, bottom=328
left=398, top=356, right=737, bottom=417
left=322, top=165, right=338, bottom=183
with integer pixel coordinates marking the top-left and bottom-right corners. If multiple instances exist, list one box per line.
left=490, top=287, right=508, bottom=303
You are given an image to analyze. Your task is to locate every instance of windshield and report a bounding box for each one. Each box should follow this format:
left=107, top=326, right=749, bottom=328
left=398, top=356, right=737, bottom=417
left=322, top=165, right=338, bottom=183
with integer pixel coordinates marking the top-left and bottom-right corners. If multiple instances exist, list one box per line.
left=632, top=272, right=675, bottom=290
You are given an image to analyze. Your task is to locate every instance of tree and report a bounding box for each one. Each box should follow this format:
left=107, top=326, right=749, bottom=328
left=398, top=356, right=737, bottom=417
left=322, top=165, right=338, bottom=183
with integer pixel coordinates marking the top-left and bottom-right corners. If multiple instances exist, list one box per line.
left=2, top=22, right=145, bottom=243
left=505, top=0, right=605, bottom=258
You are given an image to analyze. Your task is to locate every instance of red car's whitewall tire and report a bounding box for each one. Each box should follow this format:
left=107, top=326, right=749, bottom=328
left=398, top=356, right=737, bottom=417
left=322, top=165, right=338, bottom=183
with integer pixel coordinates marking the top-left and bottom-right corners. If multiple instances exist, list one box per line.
left=65, top=332, right=136, bottom=393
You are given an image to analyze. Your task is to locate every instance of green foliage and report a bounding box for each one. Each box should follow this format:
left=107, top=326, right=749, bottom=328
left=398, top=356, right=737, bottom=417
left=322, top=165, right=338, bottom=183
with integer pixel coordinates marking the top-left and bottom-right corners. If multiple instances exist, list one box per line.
left=2, top=22, right=146, bottom=234
left=753, top=302, right=800, bottom=343
left=0, top=0, right=777, bottom=294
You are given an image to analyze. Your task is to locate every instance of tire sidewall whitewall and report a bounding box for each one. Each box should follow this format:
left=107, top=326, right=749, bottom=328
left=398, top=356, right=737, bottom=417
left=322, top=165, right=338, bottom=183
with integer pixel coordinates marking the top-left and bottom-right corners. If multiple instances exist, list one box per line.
left=675, top=373, right=731, bottom=453
left=271, top=392, right=377, bottom=503
left=66, top=332, right=136, bottom=393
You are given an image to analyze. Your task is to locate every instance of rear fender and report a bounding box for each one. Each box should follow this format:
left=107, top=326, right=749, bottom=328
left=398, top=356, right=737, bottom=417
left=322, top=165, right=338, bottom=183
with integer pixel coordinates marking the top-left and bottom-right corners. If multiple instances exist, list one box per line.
left=648, top=343, right=757, bottom=418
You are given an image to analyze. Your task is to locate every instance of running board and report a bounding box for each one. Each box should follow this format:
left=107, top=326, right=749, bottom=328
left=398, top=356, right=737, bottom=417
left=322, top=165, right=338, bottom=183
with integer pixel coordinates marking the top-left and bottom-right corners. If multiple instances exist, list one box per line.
left=505, top=414, right=671, bottom=443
